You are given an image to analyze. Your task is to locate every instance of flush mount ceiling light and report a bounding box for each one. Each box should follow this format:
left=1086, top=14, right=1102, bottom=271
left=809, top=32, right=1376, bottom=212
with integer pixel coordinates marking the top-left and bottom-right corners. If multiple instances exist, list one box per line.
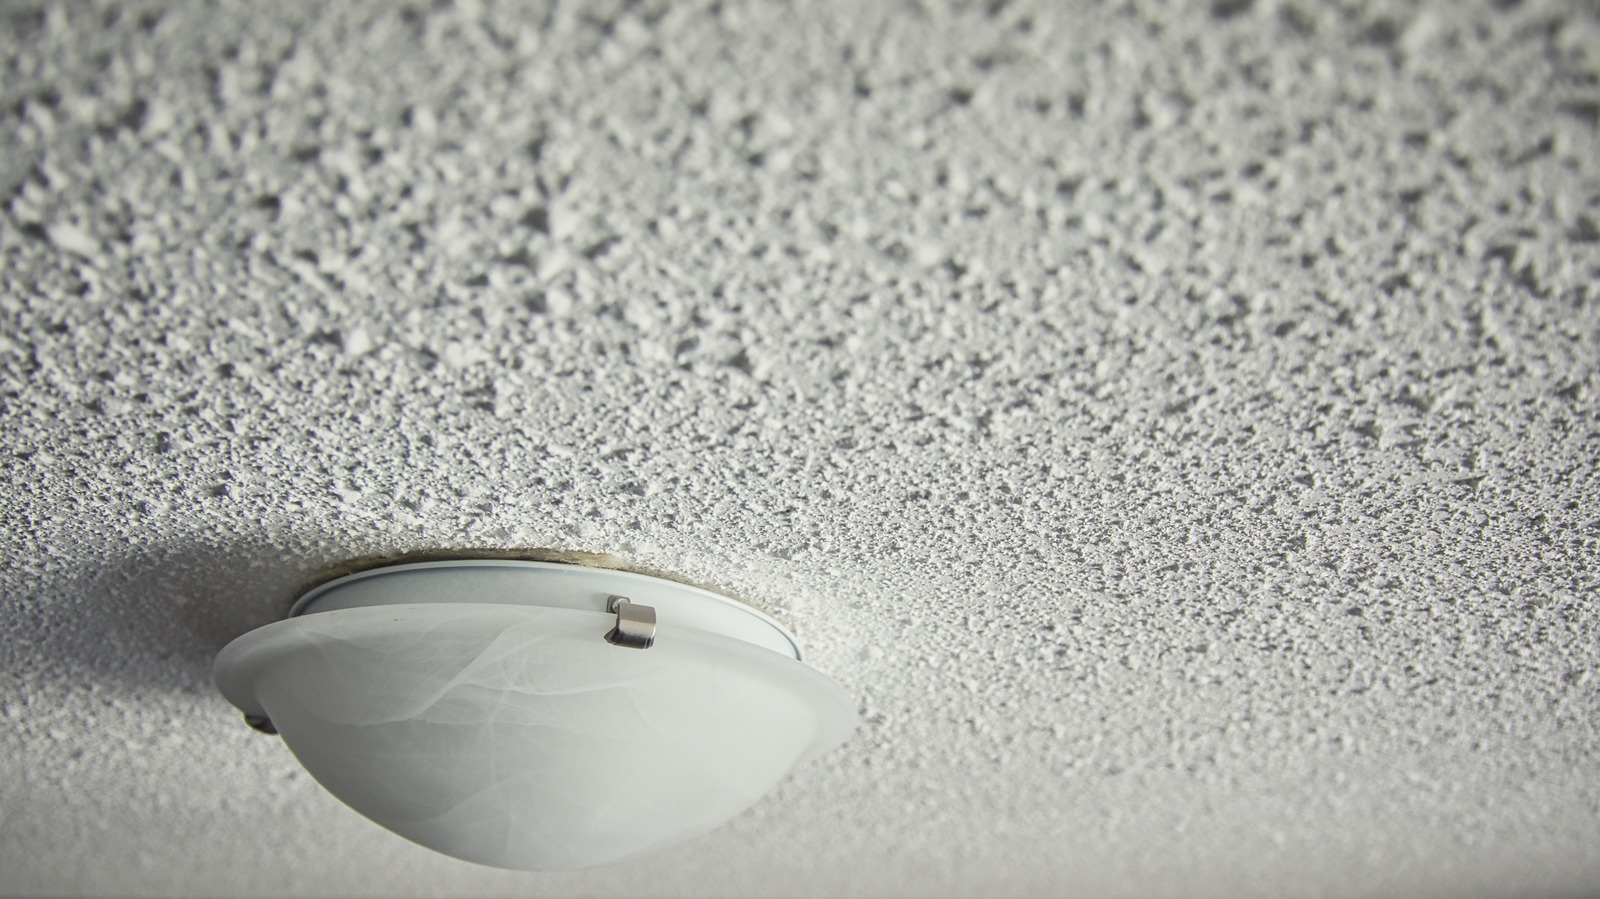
left=213, top=559, right=855, bottom=871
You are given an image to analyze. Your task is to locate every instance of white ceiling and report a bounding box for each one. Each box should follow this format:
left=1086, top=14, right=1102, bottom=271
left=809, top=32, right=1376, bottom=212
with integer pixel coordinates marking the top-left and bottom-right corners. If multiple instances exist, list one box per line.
left=3, top=0, right=1598, bottom=896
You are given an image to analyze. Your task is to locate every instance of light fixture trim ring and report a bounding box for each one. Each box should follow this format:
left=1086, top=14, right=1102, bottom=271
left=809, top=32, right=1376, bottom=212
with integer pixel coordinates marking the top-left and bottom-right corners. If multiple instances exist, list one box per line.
left=287, top=559, right=804, bottom=659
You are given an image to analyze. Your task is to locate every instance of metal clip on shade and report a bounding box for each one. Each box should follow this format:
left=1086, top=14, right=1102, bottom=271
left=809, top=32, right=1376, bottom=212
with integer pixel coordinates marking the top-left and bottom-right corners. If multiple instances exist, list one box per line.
left=605, top=595, right=656, bottom=649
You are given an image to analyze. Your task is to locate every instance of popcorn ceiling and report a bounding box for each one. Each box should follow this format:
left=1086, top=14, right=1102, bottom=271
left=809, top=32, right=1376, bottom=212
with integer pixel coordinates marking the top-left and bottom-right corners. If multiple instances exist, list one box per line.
left=1, top=0, right=1597, bottom=896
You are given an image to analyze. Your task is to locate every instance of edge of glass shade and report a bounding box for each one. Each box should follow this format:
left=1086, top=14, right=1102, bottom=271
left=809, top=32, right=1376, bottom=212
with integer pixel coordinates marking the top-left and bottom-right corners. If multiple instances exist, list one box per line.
left=290, top=559, right=804, bottom=659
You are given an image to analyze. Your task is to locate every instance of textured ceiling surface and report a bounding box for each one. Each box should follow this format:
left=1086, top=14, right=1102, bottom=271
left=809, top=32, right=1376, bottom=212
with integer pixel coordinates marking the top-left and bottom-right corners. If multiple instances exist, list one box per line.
left=2, top=0, right=1598, bottom=896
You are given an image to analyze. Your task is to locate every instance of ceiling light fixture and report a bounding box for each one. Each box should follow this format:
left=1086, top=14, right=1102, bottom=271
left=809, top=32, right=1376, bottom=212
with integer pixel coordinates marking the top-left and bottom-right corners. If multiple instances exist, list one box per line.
left=213, top=559, right=855, bottom=870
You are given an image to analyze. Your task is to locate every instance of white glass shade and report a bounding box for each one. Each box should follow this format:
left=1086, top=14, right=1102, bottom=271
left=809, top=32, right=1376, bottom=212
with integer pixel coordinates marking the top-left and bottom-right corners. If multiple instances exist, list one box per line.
left=213, top=562, right=855, bottom=870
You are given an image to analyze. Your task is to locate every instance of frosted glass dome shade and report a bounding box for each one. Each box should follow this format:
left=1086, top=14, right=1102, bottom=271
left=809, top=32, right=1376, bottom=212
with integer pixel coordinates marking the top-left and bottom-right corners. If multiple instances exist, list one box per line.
left=213, top=561, right=855, bottom=871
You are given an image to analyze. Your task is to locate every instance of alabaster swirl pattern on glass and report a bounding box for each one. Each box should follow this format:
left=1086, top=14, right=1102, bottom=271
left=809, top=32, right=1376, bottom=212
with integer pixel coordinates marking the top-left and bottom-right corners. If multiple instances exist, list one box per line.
left=215, top=604, right=856, bottom=870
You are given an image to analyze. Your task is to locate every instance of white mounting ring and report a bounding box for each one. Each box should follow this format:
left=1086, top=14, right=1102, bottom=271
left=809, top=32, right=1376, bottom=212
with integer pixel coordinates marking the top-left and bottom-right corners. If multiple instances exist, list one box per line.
left=288, top=559, right=804, bottom=660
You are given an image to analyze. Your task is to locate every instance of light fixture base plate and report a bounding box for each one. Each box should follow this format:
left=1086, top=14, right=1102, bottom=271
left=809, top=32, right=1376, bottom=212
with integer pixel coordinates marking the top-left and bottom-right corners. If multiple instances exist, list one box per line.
left=289, top=559, right=804, bottom=660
